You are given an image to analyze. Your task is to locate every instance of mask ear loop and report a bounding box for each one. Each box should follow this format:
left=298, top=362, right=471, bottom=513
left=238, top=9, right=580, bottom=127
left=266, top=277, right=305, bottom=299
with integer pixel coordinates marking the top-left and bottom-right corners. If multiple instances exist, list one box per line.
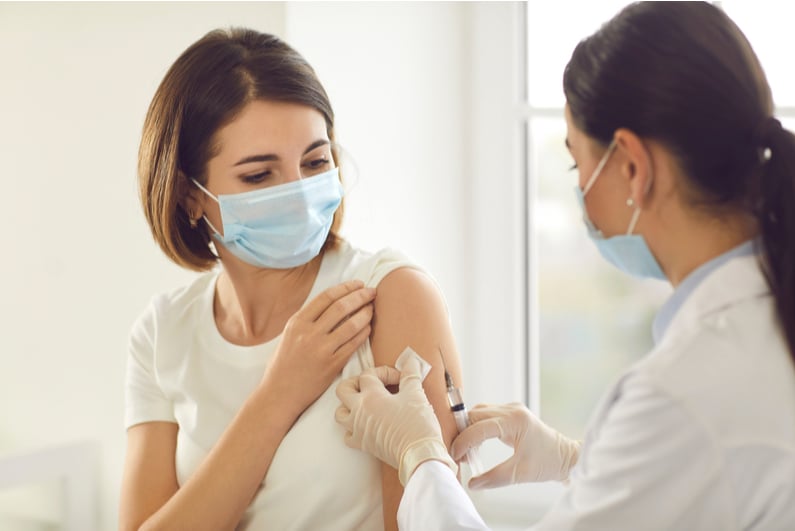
left=190, top=179, right=223, bottom=237
left=626, top=208, right=642, bottom=235
left=582, top=139, right=617, bottom=196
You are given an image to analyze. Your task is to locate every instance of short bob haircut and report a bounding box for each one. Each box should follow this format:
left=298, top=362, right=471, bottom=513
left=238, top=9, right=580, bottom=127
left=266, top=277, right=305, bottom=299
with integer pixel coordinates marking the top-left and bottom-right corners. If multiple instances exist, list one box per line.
left=138, top=28, right=344, bottom=272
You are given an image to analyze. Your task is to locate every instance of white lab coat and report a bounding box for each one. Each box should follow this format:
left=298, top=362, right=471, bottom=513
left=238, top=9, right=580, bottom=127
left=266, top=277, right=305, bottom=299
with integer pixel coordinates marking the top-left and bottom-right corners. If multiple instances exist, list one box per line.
left=398, top=254, right=795, bottom=530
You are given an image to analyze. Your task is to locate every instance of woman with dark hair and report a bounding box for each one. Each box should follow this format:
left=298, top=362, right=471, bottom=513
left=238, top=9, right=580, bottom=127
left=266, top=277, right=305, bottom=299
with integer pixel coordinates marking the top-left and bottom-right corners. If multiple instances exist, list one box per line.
left=336, top=3, right=795, bottom=528
left=119, top=28, right=464, bottom=530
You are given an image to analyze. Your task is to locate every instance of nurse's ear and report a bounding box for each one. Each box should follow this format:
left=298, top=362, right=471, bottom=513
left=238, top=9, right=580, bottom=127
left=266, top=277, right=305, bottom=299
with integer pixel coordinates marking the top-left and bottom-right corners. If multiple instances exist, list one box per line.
left=614, top=128, right=656, bottom=210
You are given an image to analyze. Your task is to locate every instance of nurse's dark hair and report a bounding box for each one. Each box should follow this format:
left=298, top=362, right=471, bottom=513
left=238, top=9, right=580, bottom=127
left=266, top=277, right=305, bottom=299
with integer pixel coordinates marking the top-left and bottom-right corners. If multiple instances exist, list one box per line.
left=564, top=2, right=795, bottom=364
left=138, top=28, right=344, bottom=271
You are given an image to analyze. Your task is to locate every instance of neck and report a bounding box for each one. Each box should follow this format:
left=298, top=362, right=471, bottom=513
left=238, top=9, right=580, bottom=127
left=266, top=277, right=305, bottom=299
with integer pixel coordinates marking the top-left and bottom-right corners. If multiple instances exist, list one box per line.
left=215, top=253, right=323, bottom=342
left=649, top=205, right=756, bottom=287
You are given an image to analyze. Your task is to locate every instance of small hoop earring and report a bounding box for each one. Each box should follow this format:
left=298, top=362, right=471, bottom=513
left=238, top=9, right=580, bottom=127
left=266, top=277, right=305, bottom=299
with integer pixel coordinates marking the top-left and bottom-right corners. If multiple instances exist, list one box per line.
left=626, top=198, right=635, bottom=207
left=188, top=210, right=198, bottom=228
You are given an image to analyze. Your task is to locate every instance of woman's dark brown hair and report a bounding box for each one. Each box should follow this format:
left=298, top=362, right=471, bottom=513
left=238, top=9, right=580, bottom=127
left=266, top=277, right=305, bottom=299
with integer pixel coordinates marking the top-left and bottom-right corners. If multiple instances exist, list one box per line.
left=564, top=2, right=795, bottom=363
left=139, top=28, right=343, bottom=271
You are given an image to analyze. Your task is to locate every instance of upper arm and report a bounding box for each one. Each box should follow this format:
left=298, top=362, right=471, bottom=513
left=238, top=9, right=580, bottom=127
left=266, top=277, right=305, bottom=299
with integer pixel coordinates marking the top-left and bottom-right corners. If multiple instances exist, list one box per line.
left=119, top=422, right=179, bottom=531
left=370, top=267, right=463, bottom=447
left=369, top=267, right=464, bottom=530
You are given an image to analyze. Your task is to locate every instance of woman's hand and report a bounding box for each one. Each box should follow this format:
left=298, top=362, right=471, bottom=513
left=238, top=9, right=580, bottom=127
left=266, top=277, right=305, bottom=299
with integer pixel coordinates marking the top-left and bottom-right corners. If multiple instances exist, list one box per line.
left=260, top=279, right=376, bottom=416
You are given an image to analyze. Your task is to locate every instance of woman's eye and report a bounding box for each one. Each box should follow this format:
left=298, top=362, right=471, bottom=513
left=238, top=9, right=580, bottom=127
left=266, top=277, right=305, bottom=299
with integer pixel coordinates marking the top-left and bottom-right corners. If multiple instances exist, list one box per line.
left=569, top=163, right=578, bottom=171
left=304, top=157, right=330, bottom=169
left=243, top=170, right=270, bottom=183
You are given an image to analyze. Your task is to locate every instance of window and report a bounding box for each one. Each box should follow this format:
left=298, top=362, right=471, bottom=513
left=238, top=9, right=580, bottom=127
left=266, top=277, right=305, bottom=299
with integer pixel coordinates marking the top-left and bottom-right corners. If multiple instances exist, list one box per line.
left=523, top=2, right=795, bottom=438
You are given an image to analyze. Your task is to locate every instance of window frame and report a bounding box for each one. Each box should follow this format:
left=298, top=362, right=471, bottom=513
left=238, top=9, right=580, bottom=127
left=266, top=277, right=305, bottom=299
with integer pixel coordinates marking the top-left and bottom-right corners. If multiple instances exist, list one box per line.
left=519, top=2, right=795, bottom=423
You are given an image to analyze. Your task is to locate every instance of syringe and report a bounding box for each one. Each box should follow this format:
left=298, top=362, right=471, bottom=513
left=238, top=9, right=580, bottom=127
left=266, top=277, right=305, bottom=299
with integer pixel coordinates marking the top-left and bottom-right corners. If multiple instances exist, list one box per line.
left=439, top=348, right=485, bottom=478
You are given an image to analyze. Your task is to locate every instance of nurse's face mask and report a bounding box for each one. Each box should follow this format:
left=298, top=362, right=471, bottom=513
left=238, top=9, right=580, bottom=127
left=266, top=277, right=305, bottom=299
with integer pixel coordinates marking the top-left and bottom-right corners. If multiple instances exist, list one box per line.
left=573, top=140, right=666, bottom=280
left=192, top=167, right=344, bottom=269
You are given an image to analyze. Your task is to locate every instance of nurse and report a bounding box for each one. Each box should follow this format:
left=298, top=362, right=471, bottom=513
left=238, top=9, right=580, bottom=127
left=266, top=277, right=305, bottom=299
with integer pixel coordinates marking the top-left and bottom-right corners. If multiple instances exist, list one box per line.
left=335, top=2, right=795, bottom=529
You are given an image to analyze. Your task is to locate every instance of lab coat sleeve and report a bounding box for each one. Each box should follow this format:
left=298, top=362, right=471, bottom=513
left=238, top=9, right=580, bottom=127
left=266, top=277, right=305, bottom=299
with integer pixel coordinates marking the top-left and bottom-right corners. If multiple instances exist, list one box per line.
left=398, top=460, right=490, bottom=530
left=531, top=374, right=732, bottom=530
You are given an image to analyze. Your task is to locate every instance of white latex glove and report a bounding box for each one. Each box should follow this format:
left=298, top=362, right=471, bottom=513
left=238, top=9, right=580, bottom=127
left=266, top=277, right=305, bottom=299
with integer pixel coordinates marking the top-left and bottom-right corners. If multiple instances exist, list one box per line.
left=335, top=348, right=457, bottom=486
left=451, top=403, right=581, bottom=489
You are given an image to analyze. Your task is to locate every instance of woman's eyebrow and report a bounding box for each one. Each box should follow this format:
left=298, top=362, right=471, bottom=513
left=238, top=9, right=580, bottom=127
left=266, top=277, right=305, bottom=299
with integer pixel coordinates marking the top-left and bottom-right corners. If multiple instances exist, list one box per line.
left=233, top=139, right=330, bottom=167
left=564, top=138, right=572, bottom=151
left=234, top=153, right=277, bottom=166
left=303, top=139, right=329, bottom=155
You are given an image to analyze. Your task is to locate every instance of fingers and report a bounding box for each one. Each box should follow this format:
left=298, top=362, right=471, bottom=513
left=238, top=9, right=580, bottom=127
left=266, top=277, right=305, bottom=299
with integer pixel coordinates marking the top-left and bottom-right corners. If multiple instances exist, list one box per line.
left=334, top=404, right=352, bottom=430
left=397, top=354, right=426, bottom=392
left=316, top=286, right=376, bottom=333
left=335, top=375, right=361, bottom=407
left=331, top=322, right=372, bottom=367
left=451, top=418, right=503, bottom=461
left=335, top=368, right=396, bottom=420
left=334, top=375, right=361, bottom=434
left=335, top=368, right=398, bottom=452
left=301, top=280, right=372, bottom=322
left=360, top=366, right=402, bottom=388
left=328, top=302, right=374, bottom=355
left=466, top=404, right=503, bottom=423
left=343, top=430, right=360, bottom=450
left=468, top=459, right=514, bottom=490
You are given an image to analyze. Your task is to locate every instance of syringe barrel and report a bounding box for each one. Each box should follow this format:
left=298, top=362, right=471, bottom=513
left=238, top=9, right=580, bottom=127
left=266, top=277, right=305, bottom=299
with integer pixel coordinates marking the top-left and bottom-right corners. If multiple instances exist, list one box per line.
left=446, top=388, right=464, bottom=409
left=452, top=408, right=469, bottom=433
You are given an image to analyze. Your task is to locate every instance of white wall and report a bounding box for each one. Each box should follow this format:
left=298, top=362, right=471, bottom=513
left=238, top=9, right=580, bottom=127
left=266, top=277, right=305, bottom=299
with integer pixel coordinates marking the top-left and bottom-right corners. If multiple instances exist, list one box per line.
left=0, top=2, right=523, bottom=529
left=286, top=2, right=527, bottom=409
left=0, top=3, right=286, bottom=529
left=285, top=0, right=474, bottom=391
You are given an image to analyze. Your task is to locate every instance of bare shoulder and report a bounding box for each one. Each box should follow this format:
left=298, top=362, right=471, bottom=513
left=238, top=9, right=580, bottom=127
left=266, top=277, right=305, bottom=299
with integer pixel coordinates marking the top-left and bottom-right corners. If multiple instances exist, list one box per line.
left=376, top=266, right=444, bottom=306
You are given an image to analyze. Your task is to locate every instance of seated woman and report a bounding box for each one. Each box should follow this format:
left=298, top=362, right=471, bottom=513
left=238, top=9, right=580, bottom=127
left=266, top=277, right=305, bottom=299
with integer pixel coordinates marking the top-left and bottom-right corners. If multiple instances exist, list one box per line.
left=118, top=28, right=465, bottom=531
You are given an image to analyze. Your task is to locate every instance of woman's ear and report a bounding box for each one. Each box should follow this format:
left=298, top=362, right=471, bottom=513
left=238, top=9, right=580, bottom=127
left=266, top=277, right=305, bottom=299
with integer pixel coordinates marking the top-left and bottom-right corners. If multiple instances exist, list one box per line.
left=178, top=172, right=205, bottom=226
left=614, top=128, right=655, bottom=209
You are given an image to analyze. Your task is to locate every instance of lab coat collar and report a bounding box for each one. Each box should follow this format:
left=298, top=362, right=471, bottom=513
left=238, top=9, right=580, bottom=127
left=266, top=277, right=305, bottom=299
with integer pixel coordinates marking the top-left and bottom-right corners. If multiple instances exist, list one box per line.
left=659, top=252, right=771, bottom=345
left=652, top=240, right=758, bottom=343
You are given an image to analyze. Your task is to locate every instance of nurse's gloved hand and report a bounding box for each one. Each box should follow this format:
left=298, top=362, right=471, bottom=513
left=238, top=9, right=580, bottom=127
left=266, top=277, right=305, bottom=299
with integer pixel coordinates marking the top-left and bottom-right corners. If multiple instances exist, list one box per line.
left=335, top=351, right=457, bottom=486
left=451, top=403, right=581, bottom=489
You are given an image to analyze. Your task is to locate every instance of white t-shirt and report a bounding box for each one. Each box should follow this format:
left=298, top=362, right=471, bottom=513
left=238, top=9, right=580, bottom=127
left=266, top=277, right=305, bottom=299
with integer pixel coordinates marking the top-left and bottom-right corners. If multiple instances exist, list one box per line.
left=125, top=241, right=417, bottom=530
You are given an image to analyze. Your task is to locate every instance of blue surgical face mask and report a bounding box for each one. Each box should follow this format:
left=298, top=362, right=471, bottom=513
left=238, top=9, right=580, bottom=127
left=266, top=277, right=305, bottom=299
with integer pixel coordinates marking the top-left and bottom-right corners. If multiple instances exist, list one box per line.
left=573, top=140, right=666, bottom=280
left=192, top=167, right=343, bottom=269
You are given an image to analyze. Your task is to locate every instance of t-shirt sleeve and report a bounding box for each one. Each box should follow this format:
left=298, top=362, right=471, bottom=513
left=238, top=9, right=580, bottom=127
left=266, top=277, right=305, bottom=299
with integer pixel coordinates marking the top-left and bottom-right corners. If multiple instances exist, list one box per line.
left=356, top=248, right=451, bottom=314
left=124, top=300, right=176, bottom=429
left=356, top=247, right=420, bottom=288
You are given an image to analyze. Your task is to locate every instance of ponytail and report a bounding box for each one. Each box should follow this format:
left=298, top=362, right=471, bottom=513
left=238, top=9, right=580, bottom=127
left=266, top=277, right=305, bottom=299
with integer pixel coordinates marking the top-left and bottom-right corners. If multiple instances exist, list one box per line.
left=561, top=2, right=795, bottom=367
left=754, top=117, right=795, bottom=366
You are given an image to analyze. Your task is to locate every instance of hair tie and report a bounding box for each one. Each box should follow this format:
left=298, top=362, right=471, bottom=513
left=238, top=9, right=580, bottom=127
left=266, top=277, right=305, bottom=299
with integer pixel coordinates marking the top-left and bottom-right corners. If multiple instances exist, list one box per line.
left=754, top=116, right=782, bottom=162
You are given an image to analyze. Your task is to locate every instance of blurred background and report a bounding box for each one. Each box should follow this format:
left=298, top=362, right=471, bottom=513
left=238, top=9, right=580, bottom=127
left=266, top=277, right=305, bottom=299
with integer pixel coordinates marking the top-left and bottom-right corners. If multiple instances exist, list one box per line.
left=0, top=2, right=792, bottom=530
